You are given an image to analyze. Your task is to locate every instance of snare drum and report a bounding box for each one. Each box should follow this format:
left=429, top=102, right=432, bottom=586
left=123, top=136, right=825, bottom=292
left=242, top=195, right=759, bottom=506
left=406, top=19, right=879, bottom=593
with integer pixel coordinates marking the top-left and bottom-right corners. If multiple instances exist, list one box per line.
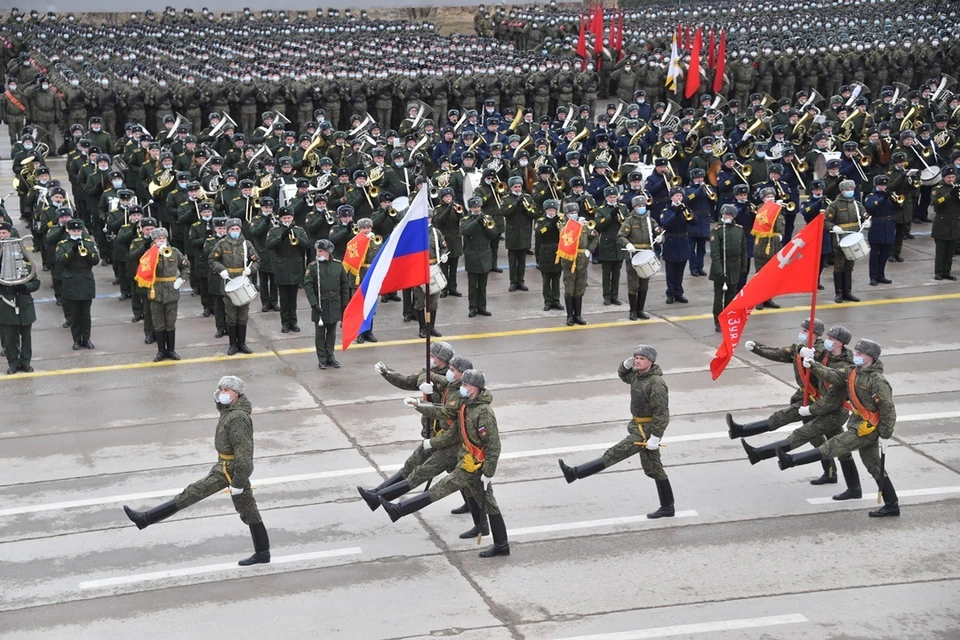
left=428, top=263, right=447, bottom=291
left=920, top=165, right=943, bottom=186
left=839, top=232, right=870, bottom=261
left=631, top=250, right=661, bottom=278
left=224, top=275, right=259, bottom=306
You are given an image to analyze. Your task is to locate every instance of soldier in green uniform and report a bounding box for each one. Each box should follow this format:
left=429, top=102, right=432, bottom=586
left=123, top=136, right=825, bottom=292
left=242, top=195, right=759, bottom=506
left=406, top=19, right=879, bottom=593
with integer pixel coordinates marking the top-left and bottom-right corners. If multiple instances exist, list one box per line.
left=126, top=216, right=157, bottom=343
left=752, top=188, right=785, bottom=310
left=596, top=186, right=628, bottom=306
left=501, top=176, right=537, bottom=292
left=559, top=202, right=598, bottom=326
left=777, top=339, right=900, bottom=518
left=210, top=218, right=260, bottom=356
left=931, top=167, right=960, bottom=280
left=144, top=228, right=190, bottom=362
left=0, top=222, right=40, bottom=374
left=55, top=219, right=99, bottom=350
left=559, top=345, right=676, bottom=519
left=382, top=369, right=510, bottom=558
left=303, top=239, right=350, bottom=370
left=461, top=197, right=498, bottom=317
left=204, top=218, right=229, bottom=339
left=187, top=203, right=216, bottom=317
left=266, top=206, right=310, bottom=333
left=617, top=195, right=657, bottom=321
left=534, top=199, right=564, bottom=313
left=827, top=179, right=866, bottom=303
left=709, top=204, right=749, bottom=332
left=432, top=188, right=463, bottom=297
left=415, top=213, right=446, bottom=339
left=123, top=375, right=271, bottom=565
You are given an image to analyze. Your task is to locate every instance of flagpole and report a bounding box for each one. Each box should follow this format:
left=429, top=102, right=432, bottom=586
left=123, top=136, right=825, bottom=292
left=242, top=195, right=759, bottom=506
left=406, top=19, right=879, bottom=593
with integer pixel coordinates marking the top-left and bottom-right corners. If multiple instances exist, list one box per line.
left=803, top=217, right=824, bottom=406
left=424, top=187, right=433, bottom=400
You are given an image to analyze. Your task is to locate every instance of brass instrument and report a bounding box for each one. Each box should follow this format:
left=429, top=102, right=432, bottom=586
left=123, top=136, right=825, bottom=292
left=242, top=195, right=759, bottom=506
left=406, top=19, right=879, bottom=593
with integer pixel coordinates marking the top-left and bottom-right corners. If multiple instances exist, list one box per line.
left=453, top=204, right=464, bottom=214
left=387, top=207, right=399, bottom=218
left=372, top=235, right=383, bottom=246
left=659, top=142, right=677, bottom=160
left=0, top=237, right=38, bottom=285
left=934, top=130, right=953, bottom=149
left=900, top=105, right=920, bottom=133
left=773, top=181, right=796, bottom=211
left=367, top=185, right=380, bottom=199
left=585, top=219, right=596, bottom=230
left=568, top=127, right=591, bottom=152
left=78, top=240, right=89, bottom=257
left=664, top=163, right=683, bottom=187
left=522, top=196, right=537, bottom=215
left=495, top=181, right=509, bottom=195
left=712, top=138, right=728, bottom=158
left=289, top=228, right=299, bottom=246
left=788, top=158, right=808, bottom=192
left=508, top=105, right=524, bottom=132
left=854, top=149, right=873, bottom=167
left=160, top=246, right=173, bottom=258
left=368, top=165, right=385, bottom=184
left=629, top=123, right=650, bottom=146
left=796, top=160, right=809, bottom=173
left=890, top=193, right=905, bottom=205
left=482, top=215, right=496, bottom=229
left=324, top=211, right=335, bottom=225
left=736, top=162, right=752, bottom=177
left=351, top=223, right=360, bottom=234
left=702, top=184, right=717, bottom=201
left=584, top=198, right=596, bottom=214
left=678, top=202, right=694, bottom=222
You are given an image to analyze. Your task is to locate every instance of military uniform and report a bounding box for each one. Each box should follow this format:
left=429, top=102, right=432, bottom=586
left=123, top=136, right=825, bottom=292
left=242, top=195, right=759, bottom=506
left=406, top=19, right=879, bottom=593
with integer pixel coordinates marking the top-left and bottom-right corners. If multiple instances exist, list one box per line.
left=147, top=243, right=190, bottom=359
left=0, top=261, right=40, bottom=373
left=433, top=200, right=464, bottom=295
left=127, top=227, right=155, bottom=340
left=210, top=234, right=260, bottom=353
left=55, top=230, right=99, bottom=348
left=501, top=191, right=538, bottom=290
left=535, top=213, right=564, bottom=311
left=303, top=256, right=350, bottom=367
left=709, top=221, right=748, bottom=328
left=595, top=200, right=628, bottom=305
left=617, top=208, right=656, bottom=320
left=461, top=213, right=499, bottom=316
left=826, top=193, right=866, bottom=303
left=560, top=218, right=599, bottom=324
left=931, top=181, right=960, bottom=279
left=266, top=223, right=310, bottom=330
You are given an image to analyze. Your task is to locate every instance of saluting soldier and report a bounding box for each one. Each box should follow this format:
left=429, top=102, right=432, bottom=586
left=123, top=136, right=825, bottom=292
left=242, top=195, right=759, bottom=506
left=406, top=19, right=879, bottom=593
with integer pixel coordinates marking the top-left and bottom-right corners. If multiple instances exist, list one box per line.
left=123, top=375, right=272, bottom=565
left=559, top=345, right=676, bottom=519
left=304, top=239, right=350, bottom=370
left=210, top=218, right=260, bottom=355
left=145, top=227, right=190, bottom=362
left=0, top=221, right=40, bottom=374
left=55, top=219, right=99, bottom=350
left=709, top=204, right=749, bottom=332
left=266, top=206, right=310, bottom=333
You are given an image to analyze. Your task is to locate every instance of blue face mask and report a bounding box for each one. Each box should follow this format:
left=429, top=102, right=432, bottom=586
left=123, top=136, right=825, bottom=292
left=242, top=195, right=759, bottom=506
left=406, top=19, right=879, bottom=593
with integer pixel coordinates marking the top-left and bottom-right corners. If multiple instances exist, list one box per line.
left=798, top=331, right=808, bottom=342
left=853, top=355, right=865, bottom=366
left=756, top=151, right=766, bottom=159
left=229, top=231, right=241, bottom=239
left=823, top=338, right=835, bottom=351
left=843, top=190, right=855, bottom=198
left=112, top=180, right=123, bottom=189
left=636, top=206, right=647, bottom=214
left=459, top=386, right=470, bottom=398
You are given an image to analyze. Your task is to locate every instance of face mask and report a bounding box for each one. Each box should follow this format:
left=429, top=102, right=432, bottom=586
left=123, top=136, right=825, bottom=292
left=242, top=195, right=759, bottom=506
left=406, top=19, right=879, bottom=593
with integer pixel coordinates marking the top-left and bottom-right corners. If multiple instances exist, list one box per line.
left=798, top=331, right=808, bottom=342
left=636, top=207, right=647, bottom=215
left=843, top=190, right=855, bottom=199
left=459, top=386, right=470, bottom=398
left=226, top=180, right=237, bottom=188
left=69, top=233, right=83, bottom=241
left=756, top=151, right=766, bottom=159
left=823, top=338, right=835, bottom=351
left=218, top=392, right=232, bottom=405
left=112, top=180, right=124, bottom=189
left=722, top=217, right=733, bottom=224
left=853, top=355, right=865, bottom=367
left=201, top=215, right=212, bottom=222
left=229, top=231, right=241, bottom=239
left=318, top=254, right=328, bottom=262
left=155, top=240, right=167, bottom=249
left=445, top=370, right=456, bottom=383
left=568, top=213, right=579, bottom=221
left=394, top=161, right=404, bottom=168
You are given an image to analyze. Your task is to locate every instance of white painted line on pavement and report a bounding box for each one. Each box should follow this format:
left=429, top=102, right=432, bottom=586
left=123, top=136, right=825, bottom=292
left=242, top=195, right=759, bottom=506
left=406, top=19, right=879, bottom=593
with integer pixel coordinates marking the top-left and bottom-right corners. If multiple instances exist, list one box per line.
left=558, top=613, right=809, bottom=639
left=807, top=485, right=960, bottom=505
left=7, top=410, right=960, bottom=518
left=78, top=546, right=363, bottom=590
left=509, top=511, right=698, bottom=537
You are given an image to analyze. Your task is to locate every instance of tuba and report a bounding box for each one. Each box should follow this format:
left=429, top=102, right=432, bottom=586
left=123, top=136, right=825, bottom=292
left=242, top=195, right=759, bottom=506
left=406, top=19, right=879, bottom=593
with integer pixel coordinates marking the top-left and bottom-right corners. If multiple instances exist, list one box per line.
left=0, top=237, right=38, bottom=285
left=148, top=169, right=175, bottom=197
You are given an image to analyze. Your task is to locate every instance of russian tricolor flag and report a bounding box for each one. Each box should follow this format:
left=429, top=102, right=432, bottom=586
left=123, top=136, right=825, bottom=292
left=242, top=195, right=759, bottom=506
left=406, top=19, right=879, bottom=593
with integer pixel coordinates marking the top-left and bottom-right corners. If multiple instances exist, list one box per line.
left=341, top=187, right=431, bottom=349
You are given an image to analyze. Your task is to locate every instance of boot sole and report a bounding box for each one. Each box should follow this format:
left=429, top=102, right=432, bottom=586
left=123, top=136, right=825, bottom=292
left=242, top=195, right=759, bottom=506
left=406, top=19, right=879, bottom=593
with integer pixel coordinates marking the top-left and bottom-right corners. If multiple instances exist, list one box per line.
left=479, top=545, right=510, bottom=558
left=832, top=489, right=863, bottom=501
left=459, top=528, right=490, bottom=539
left=646, top=509, right=675, bottom=519
left=868, top=507, right=900, bottom=517
left=238, top=553, right=271, bottom=566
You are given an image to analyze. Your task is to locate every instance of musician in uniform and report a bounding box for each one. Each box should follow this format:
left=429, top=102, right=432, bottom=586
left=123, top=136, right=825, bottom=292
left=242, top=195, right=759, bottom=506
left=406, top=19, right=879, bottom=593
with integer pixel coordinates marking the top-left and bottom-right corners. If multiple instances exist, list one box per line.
left=0, top=222, right=40, bottom=374
left=144, top=228, right=190, bottom=362
left=304, top=239, right=350, bottom=369
left=461, top=196, right=498, bottom=318
left=596, top=186, right=628, bottom=305
left=204, top=218, right=229, bottom=339
left=800, top=180, right=832, bottom=290
left=660, top=187, right=690, bottom=304
left=559, top=345, right=676, bottom=519
left=502, top=176, right=537, bottom=292
left=534, top=199, right=564, bottom=313
left=710, top=205, right=749, bottom=332
left=931, top=167, right=960, bottom=281
left=864, top=175, right=898, bottom=286
left=433, top=188, right=464, bottom=298
left=250, top=196, right=279, bottom=313
left=684, top=169, right=714, bottom=278
left=827, top=180, right=866, bottom=304
left=127, top=216, right=157, bottom=343
left=559, top=202, right=598, bottom=325
left=266, top=206, right=310, bottom=333
left=617, top=195, right=658, bottom=321
left=886, top=152, right=918, bottom=263
left=645, top=158, right=672, bottom=223
left=415, top=211, right=447, bottom=339
left=210, top=218, right=260, bottom=356
left=56, top=219, right=99, bottom=350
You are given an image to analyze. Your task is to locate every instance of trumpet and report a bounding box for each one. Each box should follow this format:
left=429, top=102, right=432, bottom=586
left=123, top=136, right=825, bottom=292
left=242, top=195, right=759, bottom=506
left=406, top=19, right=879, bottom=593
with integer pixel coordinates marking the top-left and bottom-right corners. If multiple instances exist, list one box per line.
left=77, top=241, right=89, bottom=257
left=585, top=219, right=596, bottom=230
left=367, top=185, right=380, bottom=199
left=351, top=223, right=360, bottom=234
left=522, top=196, right=537, bottom=215
left=324, top=211, right=335, bottom=225
left=609, top=171, right=622, bottom=184
left=161, top=246, right=173, bottom=258
left=702, top=184, right=717, bottom=201
left=453, top=204, right=464, bottom=214
left=372, top=234, right=383, bottom=245
left=387, top=207, right=399, bottom=218
left=584, top=198, right=596, bottom=214
left=482, top=215, right=496, bottom=229
left=678, top=203, right=694, bottom=222
left=890, top=193, right=905, bottom=205
left=289, top=228, right=299, bottom=246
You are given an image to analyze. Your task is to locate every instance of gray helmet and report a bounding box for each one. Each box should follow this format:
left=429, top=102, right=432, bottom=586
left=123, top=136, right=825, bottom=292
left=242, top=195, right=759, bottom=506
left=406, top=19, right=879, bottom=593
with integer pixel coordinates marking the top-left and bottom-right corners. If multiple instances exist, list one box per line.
left=801, top=318, right=825, bottom=336
left=449, top=355, right=474, bottom=373
left=854, top=338, right=881, bottom=359
left=632, top=344, right=658, bottom=362
left=460, top=369, right=486, bottom=389
left=430, top=340, right=455, bottom=364
left=826, top=325, right=852, bottom=345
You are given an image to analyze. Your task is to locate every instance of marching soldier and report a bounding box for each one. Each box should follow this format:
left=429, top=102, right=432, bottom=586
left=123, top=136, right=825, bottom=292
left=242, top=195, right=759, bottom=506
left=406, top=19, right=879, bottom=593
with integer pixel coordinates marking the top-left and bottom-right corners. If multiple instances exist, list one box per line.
left=709, top=205, right=749, bottom=332
left=559, top=345, right=676, bottom=519
left=777, top=339, right=900, bottom=518
left=461, top=197, right=498, bottom=318
left=0, top=221, right=40, bottom=374
left=144, top=228, right=190, bottom=362
left=55, top=219, right=99, bottom=350
left=266, top=206, right=310, bottom=333
left=304, top=239, right=350, bottom=370
left=123, top=375, right=272, bottom=564
left=210, top=218, right=260, bottom=355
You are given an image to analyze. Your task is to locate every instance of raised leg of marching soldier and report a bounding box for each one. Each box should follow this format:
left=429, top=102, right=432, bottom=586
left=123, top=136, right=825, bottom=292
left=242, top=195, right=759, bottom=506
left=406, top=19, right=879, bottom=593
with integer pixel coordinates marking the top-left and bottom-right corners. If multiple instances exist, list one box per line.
left=600, top=259, right=622, bottom=305
left=507, top=248, right=527, bottom=290
left=413, top=286, right=441, bottom=339
left=625, top=267, right=650, bottom=321
left=358, top=445, right=459, bottom=512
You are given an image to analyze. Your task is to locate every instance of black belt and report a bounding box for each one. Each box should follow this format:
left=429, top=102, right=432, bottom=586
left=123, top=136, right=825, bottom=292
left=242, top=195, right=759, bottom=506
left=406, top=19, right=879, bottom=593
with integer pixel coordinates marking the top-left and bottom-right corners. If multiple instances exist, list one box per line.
left=665, top=232, right=686, bottom=238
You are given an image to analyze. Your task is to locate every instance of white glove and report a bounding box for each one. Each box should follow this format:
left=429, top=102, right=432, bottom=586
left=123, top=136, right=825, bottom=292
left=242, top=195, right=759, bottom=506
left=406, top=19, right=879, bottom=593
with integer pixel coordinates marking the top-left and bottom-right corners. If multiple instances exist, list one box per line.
left=229, top=486, right=244, bottom=496
left=317, top=318, right=324, bottom=327
left=832, top=225, right=843, bottom=234
left=242, top=267, right=252, bottom=276
left=584, top=250, right=591, bottom=259
left=744, top=340, right=756, bottom=351
left=803, top=357, right=814, bottom=369
left=367, top=231, right=375, bottom=238
left=861, top=218, right=872, bottom=229
left=419, top=381, right=434, bottom=395
left=403, top=397, right=421, bottom=408
left=879, top=438, right=891, bottom=454
left=645, top=435, right=661, bottom=450
left=623, top=357, right=634, bottom=369
left=624, top=242, right=637, bottom=253
left=422, top=438, right=432, bottom=451
left=220, top=270, right=231, bottom=281
left=798, top=405, right=812, bottom=417
left=173, top=277, right=184, bottom=290
left=439, top=253, right=448, bottom=263
left=374, top=361, right=387, bottom=374
left=799, top=346, right=815, bottom=359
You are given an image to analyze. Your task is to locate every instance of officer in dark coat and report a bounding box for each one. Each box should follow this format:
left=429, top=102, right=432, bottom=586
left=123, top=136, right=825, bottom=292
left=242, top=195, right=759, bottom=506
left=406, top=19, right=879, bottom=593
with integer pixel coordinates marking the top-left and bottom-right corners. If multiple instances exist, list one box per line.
left=709, top=205, right=749, bottom=332
left=644, top=158, right=672, bottom=223
left=266, top=206, right=311, bottom=332
left=801, top=180, right=832, bottom=290
left=55, top=219, right=100, bottom=350
left=931, top=167, right=960, bottom=280
left=864, top=175, right=898, bottom=286
left=304, top=239, right=350, bottom=369
left=684, top=168, right=714, bottom=277
left=660, top=188, right=690, bottom=304
left=0, top=223, right=40, bottom=374
left=595, top=186, right=628, bottom=305
left=433, top=188, right=464, bottom=297
left=535, top=199, right=565, bottom=312
left=461, top=197, right=499, bottom=317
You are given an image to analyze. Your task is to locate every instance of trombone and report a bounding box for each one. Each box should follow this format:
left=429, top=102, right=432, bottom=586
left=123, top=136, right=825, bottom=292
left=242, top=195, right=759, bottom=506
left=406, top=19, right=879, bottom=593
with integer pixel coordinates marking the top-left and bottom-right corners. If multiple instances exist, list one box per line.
left=787, top=158, right=807, bottom=192
left=663, top=162, right=683, bottom=187
left=773, top=181, right=796, bottom=211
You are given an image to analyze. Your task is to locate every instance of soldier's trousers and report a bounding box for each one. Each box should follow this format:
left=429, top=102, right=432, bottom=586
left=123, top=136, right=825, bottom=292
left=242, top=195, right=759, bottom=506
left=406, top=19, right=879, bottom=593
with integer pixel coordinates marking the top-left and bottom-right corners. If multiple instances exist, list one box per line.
left=868, top=243, right=891, bottom=282
left=541, top=271, right=561, bottom=305
left=115, top=261, right=130, bottom=296
left=400, top=444, right=459, bottom=487
left=224, top=298, right=251, bottom=325
left=832, top=246, right=855, bottom=274
left=34, top=119, right=56, bottom=150
left=375, top=107, right=392, bottom=130
left=413, top=286, right=439, bottom=311
left=934, top=239, right=956, bottom=276
left=664, top=260, right=685, bottom=299
left=278, top=284, right=299, bottom=327
left=785, top=410, right=851, bottom=461
left=601, top=260, right=622, bottom=300
left=259, top=272, right=278, bottom=307
left=198, top=276, right=212, bottom=311
left=533, top=98, right=550, bottom=119
left=150, top=300, right=178, bottom=332
left=62, top=299, right=92, bottom=342
left=323, top=102, right=341, bottom=130
left=625, top=266, right=650, bottom=296
left=442, top=256, right=460, bottom=292
left=467, top=272, right=489, bottom=312
left=818, top=426, right=883, bottom=482
left=135, top=287, right=154, bottom=335
left=490, top=234, right=502, bottom=268
left=563, top=266, right=589, bottom=297
left=713, top=280, right=740, bottom=323
left=508, top=249, right=526, bottom=285
left=426, top=466, right=501, bottom=516
left=688, top=237, right=706, bottom=274
left=239, top=109, right=257, bottom=137
left=402, top=288, right=414, bottom=318
left=315, top=320, right=338, bottom=362
left=602, top=433, right=668, bottom=481
left=1, top=324, right=31, bottom=368
left=7, top=117, right=24, bottom=146
left=174, top=461, right=262, bottom=524
left=213, top=295, right=226, bottom=333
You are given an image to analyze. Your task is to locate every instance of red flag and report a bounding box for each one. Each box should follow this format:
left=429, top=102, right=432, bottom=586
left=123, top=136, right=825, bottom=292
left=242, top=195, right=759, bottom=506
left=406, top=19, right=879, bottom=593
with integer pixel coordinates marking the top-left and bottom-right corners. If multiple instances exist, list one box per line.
left=713, top=30, right=727, bottom=93
left=707, top=29, right=715, bottom=70
left=593, top=5, right=603, bottom=55
left=710, top=213, right=824, bottom=379
left=676, top=24, right=683, bottom=49
left=617, top=10, right=625, bottom=58
left=685, top=25, right=692, bottom=50
left=608, top=12, right=616, bottom=58
left=577, top=12, right=587, bottom=67
left=684, top=27, right=702, bottom=99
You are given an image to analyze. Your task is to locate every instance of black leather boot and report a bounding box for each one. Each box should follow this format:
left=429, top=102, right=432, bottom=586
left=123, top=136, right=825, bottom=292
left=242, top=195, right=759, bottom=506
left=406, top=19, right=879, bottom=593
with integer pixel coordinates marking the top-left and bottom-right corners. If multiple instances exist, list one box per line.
left=809, top=459, right=838, bottom=485
left=628, top=294, right=638, bottom=321
left=238, top=521, right=271, bottom=565
left=868, top=476, right=900, bottom=517
left=123, top=499, right=180, bottom=530
left=742, top=438, right=791, bottom=465
left=459, top=498, right=490, bottom=539
left=573, top=296, right=587, bottom=325
left=478, top=513, right=510, bottom=557
left=429, top=309, right=442, bottom=337
left=153, top=331, right=167, bottom=362
left=450, top=490, right=470, bottom=514
left=777, top=446, right=823, bottom=470
left=558, top=457, right=605, bottom=484
left=565, top=296, right=574, bottom=326
left=832, top=457, right=863, bottom=500
left=833, top=272, right=844, bottom=303
left=380, top=492, right=432, bottom=523
left=647, top=478, right=675, bottom=519
left=636, top=290, right=650, bottom=319
left=374, top=471, right=404, bottom=492
left=227, top=325, right=238, bottom=356
left=237, top=324, right=253, bottom=354
left=726, top=413, right=771, bottom=439
left=417, top=310, right=427, bottom=339
left=166, top=330, right=180, bottom=360
left=843, top=270, right=860, bottom=302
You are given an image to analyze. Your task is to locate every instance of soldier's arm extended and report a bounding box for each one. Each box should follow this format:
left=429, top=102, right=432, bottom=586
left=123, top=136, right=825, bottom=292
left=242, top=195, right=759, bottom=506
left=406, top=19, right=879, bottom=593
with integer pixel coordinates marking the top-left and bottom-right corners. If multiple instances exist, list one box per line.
left=416, top=401, right=459, bottom=422
left=752, top=343, right=797, bottom=364
left=427, top=417, right=461, bottom=450
left=381, top=367, right=423, bottom=391
left=808, top=360, right=845, bottom=387
left=226, top=413, right=255, bottom=487
left=479, top=406, right=501, bottom=477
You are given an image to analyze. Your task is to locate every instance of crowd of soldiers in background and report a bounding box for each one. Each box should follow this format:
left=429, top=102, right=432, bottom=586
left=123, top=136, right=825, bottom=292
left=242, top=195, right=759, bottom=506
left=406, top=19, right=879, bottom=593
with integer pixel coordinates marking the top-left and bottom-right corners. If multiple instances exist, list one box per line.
left=2, top=2, right=960, bottom=369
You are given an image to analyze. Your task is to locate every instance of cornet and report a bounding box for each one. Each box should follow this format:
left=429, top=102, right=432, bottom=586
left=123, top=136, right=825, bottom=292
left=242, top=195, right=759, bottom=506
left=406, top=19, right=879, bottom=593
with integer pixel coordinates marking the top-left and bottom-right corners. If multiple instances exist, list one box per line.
left=889, top=193, right=905, bottom=205
left=289, top=228, right=299, bottom=246
left=482, top=215, right=496, bottom=229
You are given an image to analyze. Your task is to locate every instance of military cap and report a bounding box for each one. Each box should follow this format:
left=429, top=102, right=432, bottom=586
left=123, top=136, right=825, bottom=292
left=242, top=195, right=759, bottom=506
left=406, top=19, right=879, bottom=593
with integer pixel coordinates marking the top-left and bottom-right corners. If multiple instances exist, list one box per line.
left=141, top=217, right=158, bottom=228
left=810, top=180, right=825, bottom=191
left=296, top=178, right=310, bottom=188
left=0, top=221, right=12, bottom=232
left=313, top=193, right=328, bottom=203
left=439, top=187, right=454, bottom=198
left=594, top=159, right=609, bottom=170
left=152, top=227, right=170, bottom=239
left=449, top=355, right=473, bottom=373
left=462, top=151, right=476, bottom=160
left=720, top=204, right=738, bottom=217
left=352, top=170, right=368, bottom=180
left=539, top=115, right=551, bottom=124
left=337, top=205, right=354, bottom=217
left=734, top=184, right=749, bottom=195
left=430, top=341, right=455, bottom=363
left=826, top=159, right=841, bottom=169
left=239, top=179, right=255, bottom=189
left=36, top=165, right=51, bottom=175
left=690, top=168, right=706, bottom=179
left=117, top=188, right=134, bottom=198
left=337, top=168, right=351, bottom=177
left=57, top=208, right=75, bottom=220
left=272, top=122, right=285, bottom=131
left=187, top=181, right=201, bottom=191
left=768, top=164, right=784, bottom=174
left=320, top=157, right=333, bottom=166
left=801, top=318, right=825, bottom=335
left=485, top=117, right=500, bottom=126
left=670, top=186, right=684, bottom=197
left=128, top=205, right=143, bottom=215
left=899, top=130, right=916, bottom=141
left=781, top=146, right=796, bottom=156
left=699, top=137, right=715, bottom=148
left=854, top=339, right=881, bottom=360
left=218, top=375, right=245, bottom=394
left=826, top=325, right=852, bottom=345
left=507, top=176, right=523, bottom=187
left=759, top=187, right=776, bottom=199
left=563, top=202, right=579, bottom=214
left=460, top=369, right=486, bottom=390
left=276, top=206, right=294, bottom=218
left=943, top=167, right=957, bottom=177
left=854, top=97, right=868, bottom=107
left=628, top=171, right=642, bottom=182
left=873, top=175, right=889, bottom=186
left=199, top=201, right=214, bottom=212
left=918, top=124, right=932, bottom=134
left=570, top=176, right=585, bottom=187
left=632, top=344, right=657, bottom=362
left=78, top=138, right=92, bottom=147
left=69, top=123, right=84, bottom=133
left=66, top=219, right=85, bottom=230
left=96, top=154, right=112, bottom=165
left=194, top=146, right=209, bottom=158
left=299, top=134, right=312, bottom=143
left=89, top=116, right=103, bottom=124
left=655, top=157, right=669, bottom=167
left=262, top=157, right=276, bottom=166
left=839, top=179, right=856, bottom=191
left=565, top=150, right=581, bottom=161
left=728, top=99, right=740, bottom=108
left=631, top=195, right=648, bottom=208
left=603, top=186, right=619, bottom=197
left=722, top=153, right=736, bottom=163
left=163, top=114, right=176, bottom=124
left=50, top=186, right=67, bottom=197
left=481, top=168, right=497, bottom=180
left=378, top=192, right=394, bottom=203
left=538, top=164, right=553, bottom=175
left=315, top=238, right=334, bottom=252
left=260, top=197, right=275, bottom=207
left=232, top=133, right=246, bottom=142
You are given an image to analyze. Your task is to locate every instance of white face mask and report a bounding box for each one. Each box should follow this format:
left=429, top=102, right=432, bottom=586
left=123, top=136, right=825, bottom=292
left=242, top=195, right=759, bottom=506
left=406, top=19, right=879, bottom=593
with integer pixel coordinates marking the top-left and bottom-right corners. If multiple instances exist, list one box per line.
left=798, top=331, right=808, bottom=343
left=459, top=386, right=470, bottom=398
left=823, top=338, right=835, bottom=351
left=217, top=392, right=232, bottom=405
left=445, top=370, right=456, bottom=382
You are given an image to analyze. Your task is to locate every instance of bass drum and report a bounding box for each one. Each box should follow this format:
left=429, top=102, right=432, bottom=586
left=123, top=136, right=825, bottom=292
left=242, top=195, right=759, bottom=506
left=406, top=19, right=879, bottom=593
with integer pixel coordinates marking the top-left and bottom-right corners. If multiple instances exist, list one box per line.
left=813, top=151, right=842, bottom=180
